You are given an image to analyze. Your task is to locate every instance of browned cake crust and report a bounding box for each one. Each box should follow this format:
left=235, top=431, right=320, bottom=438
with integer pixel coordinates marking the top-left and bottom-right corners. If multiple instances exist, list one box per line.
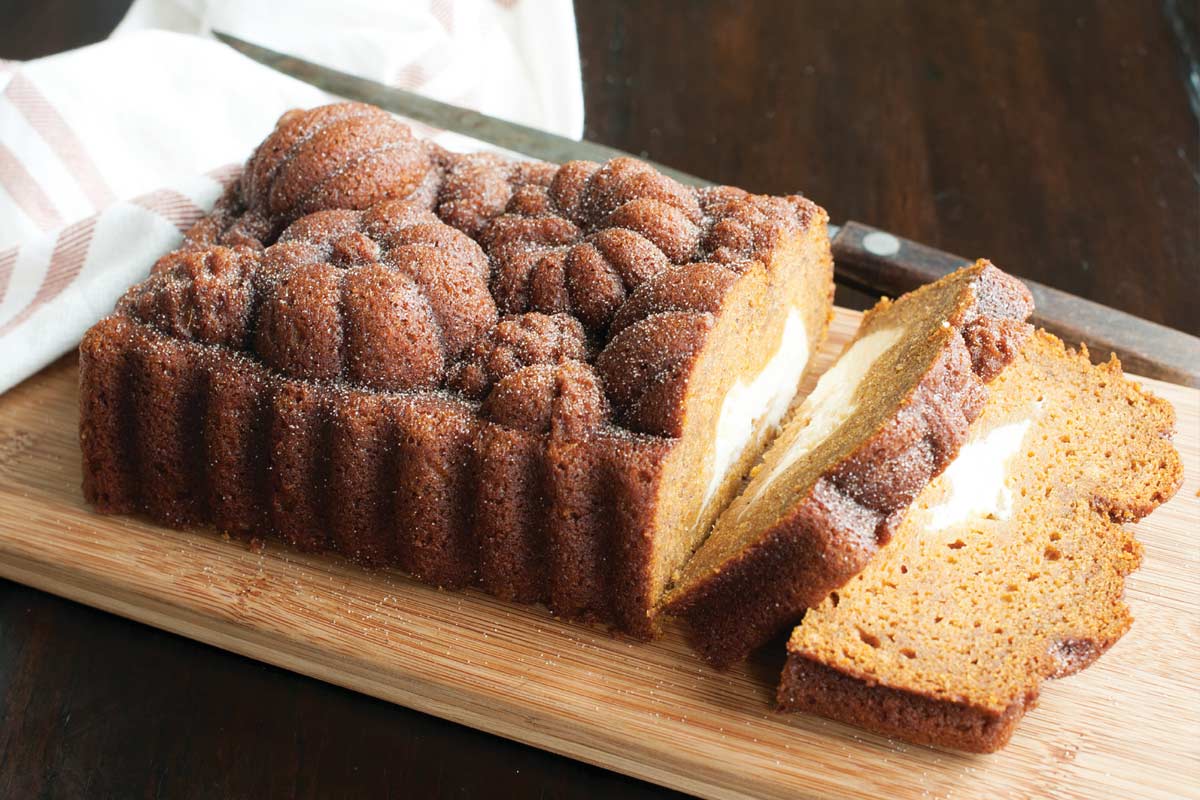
left=777, top=332, right=1183, bottom=752
left=663, top=263, right=1034, bottom=666
left=184, top=103, right=448, bottom=249
left=777, top=657, right=1032, bottom=752
left=79, top=102, right=834, bottom=638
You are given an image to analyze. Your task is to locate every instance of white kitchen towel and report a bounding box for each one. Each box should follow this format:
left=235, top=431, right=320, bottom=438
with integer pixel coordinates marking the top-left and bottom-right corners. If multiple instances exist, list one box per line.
left=0, top=0, right=583, bottom=394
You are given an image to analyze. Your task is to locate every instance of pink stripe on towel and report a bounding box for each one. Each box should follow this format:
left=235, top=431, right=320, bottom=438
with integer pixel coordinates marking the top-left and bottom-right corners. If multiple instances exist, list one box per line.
left=0, top=217, right=95, bottom=337
left=0, top=246, right=17, bottom=303
left=0, top=142, right=64, bottom=231
left=5, top=72, right=115, bottom=210
left=134, top=188, right=207, bottom=234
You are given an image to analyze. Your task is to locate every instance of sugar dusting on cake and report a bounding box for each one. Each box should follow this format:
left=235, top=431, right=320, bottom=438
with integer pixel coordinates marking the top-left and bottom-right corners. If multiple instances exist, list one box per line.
left=183, top=104, right=822, bottom=443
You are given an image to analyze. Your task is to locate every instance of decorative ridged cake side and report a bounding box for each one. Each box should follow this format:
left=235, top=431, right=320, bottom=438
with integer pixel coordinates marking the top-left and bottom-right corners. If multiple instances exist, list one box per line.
left=80, top=315, right=673, bottom=632
left=663, top=263, right=1034, bottom=666
left=80, top=102, right=835, bottom=638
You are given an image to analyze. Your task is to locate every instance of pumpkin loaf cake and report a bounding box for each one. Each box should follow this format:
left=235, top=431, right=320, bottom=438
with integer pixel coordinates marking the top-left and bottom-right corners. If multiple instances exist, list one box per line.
left=778, top=331, right=1183, bottom=752
left=662, top=261, right=1034, bottom=666
left=79, top=102, right=834, bottom=637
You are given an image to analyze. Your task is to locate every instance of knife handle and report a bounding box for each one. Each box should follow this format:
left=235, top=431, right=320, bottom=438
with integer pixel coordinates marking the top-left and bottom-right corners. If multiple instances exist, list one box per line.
left=830, top=220, right=1200, bottom=387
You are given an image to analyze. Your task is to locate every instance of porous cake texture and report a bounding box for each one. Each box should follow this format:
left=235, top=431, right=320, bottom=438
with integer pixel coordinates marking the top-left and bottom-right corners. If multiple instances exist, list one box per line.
left=79, top=102, right=834, bottom=637
left=663, top=262, right=1035, bottom=666
left=778, top=331, right=1183, bottom=751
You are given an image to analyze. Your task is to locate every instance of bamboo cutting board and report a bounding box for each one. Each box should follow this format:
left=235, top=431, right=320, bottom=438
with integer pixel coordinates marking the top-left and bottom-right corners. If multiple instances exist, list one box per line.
left=0, top=307, right=1196, bottom=800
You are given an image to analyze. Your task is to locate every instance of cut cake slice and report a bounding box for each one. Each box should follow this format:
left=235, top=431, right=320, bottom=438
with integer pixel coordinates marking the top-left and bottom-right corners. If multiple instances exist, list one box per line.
left=777, top=330, right=1183, bottom=752
left=663, top=261, right=1034, bottom=666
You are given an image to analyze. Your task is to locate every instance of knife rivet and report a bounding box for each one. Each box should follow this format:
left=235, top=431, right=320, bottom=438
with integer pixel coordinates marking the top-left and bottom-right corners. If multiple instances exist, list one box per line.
left=863, top=231, right=901, bottom=257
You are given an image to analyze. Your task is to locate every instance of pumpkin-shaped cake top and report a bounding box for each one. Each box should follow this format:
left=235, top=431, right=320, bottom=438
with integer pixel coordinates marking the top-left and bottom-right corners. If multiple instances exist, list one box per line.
left=140, top=103, right=824, bottom=437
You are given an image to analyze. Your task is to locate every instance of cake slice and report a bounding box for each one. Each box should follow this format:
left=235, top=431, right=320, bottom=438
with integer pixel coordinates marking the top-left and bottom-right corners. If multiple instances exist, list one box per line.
left=662, top=261, right=1034, bottom=666
left=778, top=331, right=1183, bottom=752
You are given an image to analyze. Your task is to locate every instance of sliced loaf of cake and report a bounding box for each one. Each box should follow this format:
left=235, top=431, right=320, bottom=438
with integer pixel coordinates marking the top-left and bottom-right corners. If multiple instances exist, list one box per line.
left=662, top=261, right=1034, bottom=666
left=79, top=102, right=836, bottom=638
left=777, top=331, right=1183, bottom=751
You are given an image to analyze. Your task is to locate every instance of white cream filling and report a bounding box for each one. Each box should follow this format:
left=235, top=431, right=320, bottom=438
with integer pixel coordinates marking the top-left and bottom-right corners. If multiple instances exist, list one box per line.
left=700, top=308, right=810, bottom=512
left=746, top=326, right=903, bottom=507
left=925, top=417, right=1032, bottom=531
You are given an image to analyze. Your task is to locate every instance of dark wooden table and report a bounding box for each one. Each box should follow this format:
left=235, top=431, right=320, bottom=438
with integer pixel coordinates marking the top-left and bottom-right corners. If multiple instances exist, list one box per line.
left=1, top=1, right=1196, bottom=797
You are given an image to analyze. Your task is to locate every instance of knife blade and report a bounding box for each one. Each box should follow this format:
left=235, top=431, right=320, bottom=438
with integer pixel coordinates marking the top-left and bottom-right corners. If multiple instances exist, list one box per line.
left=213, top=31, right=1200, bottom=387
left=211, top=31, right=708, bottom=191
